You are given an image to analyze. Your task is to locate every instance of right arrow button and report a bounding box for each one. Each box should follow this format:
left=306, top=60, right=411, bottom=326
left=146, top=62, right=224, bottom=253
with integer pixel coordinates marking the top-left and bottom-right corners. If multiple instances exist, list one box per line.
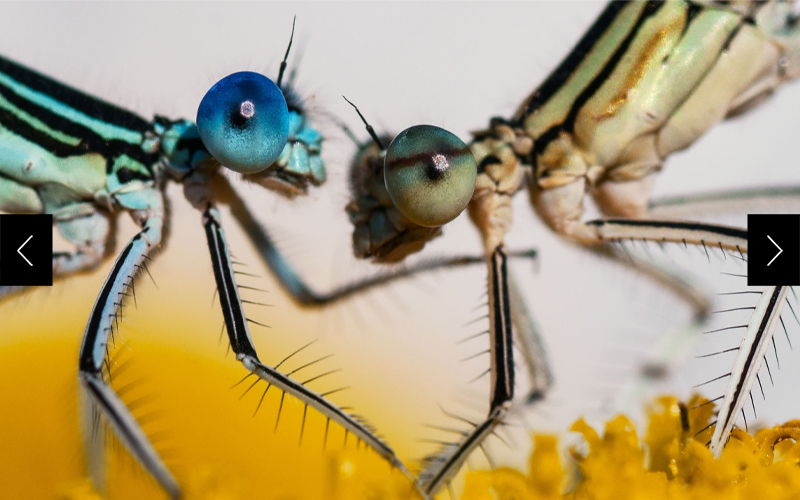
left=748, top=214, right=800, bottom=286
left=767, top=235, right=783, bottom=267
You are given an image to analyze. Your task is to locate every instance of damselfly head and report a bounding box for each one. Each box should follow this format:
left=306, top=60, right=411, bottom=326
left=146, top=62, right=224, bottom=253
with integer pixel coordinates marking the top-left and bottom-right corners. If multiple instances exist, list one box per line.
left=346, top=136, right=444, bottom=263
left=197, top=71, right=289, bottom=174
left=196, top=71, right=325, bottom=198
left=343, top=97, right=477, bottom=262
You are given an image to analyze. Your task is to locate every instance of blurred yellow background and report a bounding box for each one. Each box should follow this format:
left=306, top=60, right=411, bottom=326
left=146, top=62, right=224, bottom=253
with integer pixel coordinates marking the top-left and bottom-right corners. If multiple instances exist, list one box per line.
left=0, top=190, right=437, bottom=499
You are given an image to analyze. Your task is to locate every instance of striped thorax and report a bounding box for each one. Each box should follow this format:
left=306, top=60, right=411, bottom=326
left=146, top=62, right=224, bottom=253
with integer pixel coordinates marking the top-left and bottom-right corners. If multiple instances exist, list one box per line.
left=471, top=0, right=800, bottom=244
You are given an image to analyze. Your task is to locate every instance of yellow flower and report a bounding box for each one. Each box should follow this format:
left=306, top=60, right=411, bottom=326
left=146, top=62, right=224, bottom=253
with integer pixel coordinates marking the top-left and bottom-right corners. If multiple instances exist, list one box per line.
left=461, top=396, right=800, bottom=500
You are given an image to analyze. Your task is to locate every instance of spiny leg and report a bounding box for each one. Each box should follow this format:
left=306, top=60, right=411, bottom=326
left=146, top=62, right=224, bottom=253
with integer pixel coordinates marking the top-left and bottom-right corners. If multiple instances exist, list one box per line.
left=214, top=148, right=550, bottom=408
left=639, top=184, right=800, bottom=317
left=201, top=204, right=422, bottom=492
left=336, top=99, right=551, bottom=428
left=330, top=103, right=548, bottom=492
left=647, top=185, right=800, bottom=407
left=709, top=286, right=788, bottom=457
left=231, top=158, right=549, bottom=490
left=578, top=216, right=795, bottom=456
left=411, top=121, right=545, bottom=495
left=533, top=173, right=767, bottom=450
left=419, top=247, right=515, bottom=496
left=77, top=202, right=179, bottom=499
left=585, top=218, right=747, bottom=254
left=211, top=173, right=537, bottom=307
left=507, top=270, right=551, bottom=402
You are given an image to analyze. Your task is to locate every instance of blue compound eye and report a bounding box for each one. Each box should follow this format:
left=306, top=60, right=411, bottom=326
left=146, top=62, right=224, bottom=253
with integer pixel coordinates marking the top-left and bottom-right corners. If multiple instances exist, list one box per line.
left=197, top=71, right=289, bottom=174
left=384, top=125, right=477, bottom=227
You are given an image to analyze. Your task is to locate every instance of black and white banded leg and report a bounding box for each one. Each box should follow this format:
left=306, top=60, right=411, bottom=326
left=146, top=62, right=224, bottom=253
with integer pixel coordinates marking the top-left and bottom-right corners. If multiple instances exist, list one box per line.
left=419, top=246, right=516, bottom=496
left=201, top=204, right=422, bottom=493
left=216, top=174, right=552, bottom=406
left=709, top=285, right=788, bottom=457
left=581, top=217, right=795, bottom=457
left=649, top=188, right=800, bottom=453
left=77, top=199, right=179, bottom=498
left=586, top=218, right=748, bottom=256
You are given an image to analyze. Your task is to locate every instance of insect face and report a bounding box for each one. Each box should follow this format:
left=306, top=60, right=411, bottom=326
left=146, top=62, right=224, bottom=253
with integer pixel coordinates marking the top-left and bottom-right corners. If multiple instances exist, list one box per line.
left=346, top=124, right=478, bottom=263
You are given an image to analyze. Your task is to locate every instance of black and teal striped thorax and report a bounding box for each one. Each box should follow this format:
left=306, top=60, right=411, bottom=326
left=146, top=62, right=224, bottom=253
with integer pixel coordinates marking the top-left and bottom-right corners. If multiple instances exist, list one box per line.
left=0, top=54, right=206, bottom=183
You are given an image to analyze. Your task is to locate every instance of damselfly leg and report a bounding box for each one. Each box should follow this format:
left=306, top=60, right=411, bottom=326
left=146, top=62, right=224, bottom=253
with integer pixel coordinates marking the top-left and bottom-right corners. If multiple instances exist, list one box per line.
left=3, top=3, right=800, bottom=498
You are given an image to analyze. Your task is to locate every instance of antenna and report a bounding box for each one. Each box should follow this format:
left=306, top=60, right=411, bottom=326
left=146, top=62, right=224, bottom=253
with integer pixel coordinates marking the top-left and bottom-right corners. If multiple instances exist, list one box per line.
left=276, top=16, right=296, bottom=88
left=342, top=96, right=385, bottom=150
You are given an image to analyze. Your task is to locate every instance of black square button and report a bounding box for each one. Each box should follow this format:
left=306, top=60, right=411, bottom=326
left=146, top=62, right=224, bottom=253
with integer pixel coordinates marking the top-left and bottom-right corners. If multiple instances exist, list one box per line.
left=747, top=214, right=800, bottom=286
left=0, top=214, right=53, bottom=286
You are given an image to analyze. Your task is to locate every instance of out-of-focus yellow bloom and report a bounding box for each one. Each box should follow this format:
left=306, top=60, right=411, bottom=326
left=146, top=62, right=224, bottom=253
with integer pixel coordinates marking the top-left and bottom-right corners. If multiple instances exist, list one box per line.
left=461, top=396, right=800, bottom=500
left=461, top=434, right=564, bottom=500
left=0, top=275, right=421, bottom=500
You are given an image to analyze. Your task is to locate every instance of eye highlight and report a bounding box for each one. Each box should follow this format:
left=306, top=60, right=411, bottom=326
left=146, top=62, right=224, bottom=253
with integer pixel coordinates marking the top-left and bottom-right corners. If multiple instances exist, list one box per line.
left=197, top=71, right=289, bottom=174
left=384, top=125, right=477, bottom=227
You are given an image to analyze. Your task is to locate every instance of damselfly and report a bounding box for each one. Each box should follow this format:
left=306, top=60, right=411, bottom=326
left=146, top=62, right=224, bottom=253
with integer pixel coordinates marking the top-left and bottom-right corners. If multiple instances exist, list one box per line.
left=337, top=0, right=800, bottom=495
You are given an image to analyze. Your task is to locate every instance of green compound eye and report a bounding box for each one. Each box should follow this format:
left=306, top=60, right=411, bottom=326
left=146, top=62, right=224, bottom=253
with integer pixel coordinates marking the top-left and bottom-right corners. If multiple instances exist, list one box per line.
left=384, top=125, right=477, bottom=227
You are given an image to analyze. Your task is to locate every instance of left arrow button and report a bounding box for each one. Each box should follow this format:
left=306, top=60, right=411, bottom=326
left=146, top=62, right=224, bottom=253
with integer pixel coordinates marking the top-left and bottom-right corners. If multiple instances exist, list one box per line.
left=17, top=235, right=33, bottom=266
left=0, top=214, right=54, bottom=286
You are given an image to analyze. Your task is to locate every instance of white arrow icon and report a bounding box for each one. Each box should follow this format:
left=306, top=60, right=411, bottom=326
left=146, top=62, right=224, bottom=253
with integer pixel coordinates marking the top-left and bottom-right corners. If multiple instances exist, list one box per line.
left=17, top=235, right=32, bottom=267
left=767, top=235, right=783, bottom=267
